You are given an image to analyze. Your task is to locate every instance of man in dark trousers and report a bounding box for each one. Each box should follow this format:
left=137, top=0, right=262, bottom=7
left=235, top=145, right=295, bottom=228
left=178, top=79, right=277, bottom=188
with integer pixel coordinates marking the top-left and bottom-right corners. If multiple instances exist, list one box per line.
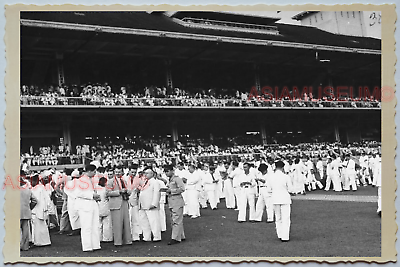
left=163, top=165, right=186, bottom=245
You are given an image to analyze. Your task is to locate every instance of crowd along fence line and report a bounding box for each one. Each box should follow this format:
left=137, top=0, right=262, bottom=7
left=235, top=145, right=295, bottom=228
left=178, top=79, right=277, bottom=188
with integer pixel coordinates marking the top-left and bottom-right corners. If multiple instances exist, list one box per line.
left=20, top=96, right=381, bottom=109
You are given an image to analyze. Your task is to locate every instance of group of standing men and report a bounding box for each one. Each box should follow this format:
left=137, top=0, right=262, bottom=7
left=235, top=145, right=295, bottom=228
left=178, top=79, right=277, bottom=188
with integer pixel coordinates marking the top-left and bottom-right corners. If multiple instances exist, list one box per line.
left=173, top=159, right=293, bottom=242
left=20, top=162, right=188, bottom=252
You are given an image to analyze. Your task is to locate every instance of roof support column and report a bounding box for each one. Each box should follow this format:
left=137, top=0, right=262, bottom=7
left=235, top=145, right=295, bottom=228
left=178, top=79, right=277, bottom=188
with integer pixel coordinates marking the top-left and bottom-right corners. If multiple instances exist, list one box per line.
left=62, top=122, right=71, bottom=153
left=56, top=52, right=65, bottom=86
left=261, top=122, right=267, bottom=145
left=165, top=59, right=173, bottom=89
left=171, top=120, right=178, bottom=147
left=334, top=120, right=340, bottom=142
left=254, top=64, right=261, bottom=92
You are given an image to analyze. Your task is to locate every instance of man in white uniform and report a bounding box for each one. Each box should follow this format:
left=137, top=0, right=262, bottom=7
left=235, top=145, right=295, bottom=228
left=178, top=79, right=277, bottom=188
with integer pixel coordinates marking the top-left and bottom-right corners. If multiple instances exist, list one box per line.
left=229, top=161, right=244, bottom=211
left=220, top=162, right=235, bottom=209
left=185, top=164, right=202, bottom=218
left=254, top=164, right=274, bottom=223
left=64, top=169, right=81, bottom=236
left=202, top=165, right=218, bottom=210
left=75, top=164, right=101, bottom=252
left=235, top=163, right=257, bottom=223
left=344, top=154, right=357, bottom=191
left=268, top=160, right=292, bottom=242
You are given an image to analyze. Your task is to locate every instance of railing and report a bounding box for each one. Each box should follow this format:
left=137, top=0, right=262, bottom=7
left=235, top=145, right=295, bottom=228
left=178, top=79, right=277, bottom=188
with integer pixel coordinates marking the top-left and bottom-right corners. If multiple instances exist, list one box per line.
left=20, top=96, right=382, bottom=109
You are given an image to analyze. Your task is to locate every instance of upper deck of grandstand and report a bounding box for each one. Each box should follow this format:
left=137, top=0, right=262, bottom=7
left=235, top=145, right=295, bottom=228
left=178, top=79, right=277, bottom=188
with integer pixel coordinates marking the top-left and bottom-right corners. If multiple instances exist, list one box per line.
left=21, top=11, right=380, bottom=97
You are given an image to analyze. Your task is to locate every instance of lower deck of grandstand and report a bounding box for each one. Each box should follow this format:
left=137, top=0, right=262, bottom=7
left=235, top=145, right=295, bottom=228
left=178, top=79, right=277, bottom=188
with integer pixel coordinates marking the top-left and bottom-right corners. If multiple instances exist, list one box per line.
left=21, top=107, right=381, bottom=153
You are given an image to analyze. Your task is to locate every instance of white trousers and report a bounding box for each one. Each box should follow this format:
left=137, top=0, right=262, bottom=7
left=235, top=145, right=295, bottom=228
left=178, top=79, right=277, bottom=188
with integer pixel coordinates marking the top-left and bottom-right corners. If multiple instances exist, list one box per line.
left=99, top=215, right=113, bottom=242
left=331, top=174, right=342, bottom=192
left=78, top=201, right=101, bottom=251
left=238, top=188, right=256, bottom=222
left=216, top=181, right=223, bottom=201
left=223, top=180, right=235, bottom=208
left=68, top=198, right=80, bottom=230
left=205, top=188, right=217, bottom=209
left=199, top=188, right=207, bottom=208
left=186, top=189, right=200, bottom=217
left=344, top=172, right=357, bottom=191
left=255, top=188, right=273, bottom=222
left=274, top=204, right=291, bottom=241
left=233, top=187, right=241, bottom=209
left=325, top=174, right=332, bottom=191
left=182, top=190, right=188, bottom=215
left=377, top=186, right=382, bottom=212
left=129, top=206, right=142, bottom=241
left=159, top=203, right=167, bottom=231
left=139, top=209, right=161, bottom=241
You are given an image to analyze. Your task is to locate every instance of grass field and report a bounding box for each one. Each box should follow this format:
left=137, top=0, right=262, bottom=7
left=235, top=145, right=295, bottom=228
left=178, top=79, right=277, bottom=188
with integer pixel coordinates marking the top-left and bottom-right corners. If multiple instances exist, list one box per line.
left=21, top=188, right=381, bottom=258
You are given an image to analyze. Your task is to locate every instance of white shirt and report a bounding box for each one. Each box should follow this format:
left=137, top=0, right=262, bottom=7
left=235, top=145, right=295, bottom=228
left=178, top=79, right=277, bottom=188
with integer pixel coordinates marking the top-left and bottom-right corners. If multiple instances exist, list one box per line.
left=234, top=171, right=256, bottom=190
left=268, top=170, right=292, bottom=205
left=185, top=171, right=202, bottom=191
left=229, top=167, right=244, bottom=188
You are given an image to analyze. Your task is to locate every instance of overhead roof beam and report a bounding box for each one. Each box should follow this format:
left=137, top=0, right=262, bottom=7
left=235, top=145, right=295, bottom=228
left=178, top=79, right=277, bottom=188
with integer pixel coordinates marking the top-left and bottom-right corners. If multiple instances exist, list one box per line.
left=21, top=19, right=381, bottom=55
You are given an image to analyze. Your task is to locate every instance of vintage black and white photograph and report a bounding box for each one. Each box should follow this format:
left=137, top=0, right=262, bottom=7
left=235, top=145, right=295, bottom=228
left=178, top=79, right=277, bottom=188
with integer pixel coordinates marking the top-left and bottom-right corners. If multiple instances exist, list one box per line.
left=16, top=9, right=386, bottom=259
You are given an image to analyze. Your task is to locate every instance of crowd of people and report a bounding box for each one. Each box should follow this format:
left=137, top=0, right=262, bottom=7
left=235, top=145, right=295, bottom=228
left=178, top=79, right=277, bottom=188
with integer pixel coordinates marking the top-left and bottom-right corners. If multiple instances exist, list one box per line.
left=20, top=144, right=83, bottom=169
left=21, top=138, right=380, bottom=168
left=20, top=140, right=382, bottom=251
left=20, top=83, right=381, bottom=108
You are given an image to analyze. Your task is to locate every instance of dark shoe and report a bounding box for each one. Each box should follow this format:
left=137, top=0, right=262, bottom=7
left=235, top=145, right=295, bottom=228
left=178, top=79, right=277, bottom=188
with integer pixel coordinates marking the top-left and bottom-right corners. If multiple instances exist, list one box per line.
left=181, top=239, right=186, bottom=242
left=152, top=240, right=161, bottom=243
left=281, top=239, right=289, bottom=242
left=378, top=211, right=381, bottom=217
left=168, top=239, right=180, bottom=245
left=266, top=221, right=274, bottom=223
left=114, top=244, right=122, bottom=247
left=67, top=230, right=80, bottom=236
left=238, top=221, right=245, bottom=223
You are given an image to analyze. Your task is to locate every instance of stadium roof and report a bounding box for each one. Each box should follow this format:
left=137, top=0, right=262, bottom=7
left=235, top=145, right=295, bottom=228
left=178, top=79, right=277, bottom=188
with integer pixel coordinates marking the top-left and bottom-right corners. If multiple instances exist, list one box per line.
left=20, top=11, right=380, bottom=52
left=291, top=11, right=319, bottom=21
left=169, top=11, right=281, bottom=25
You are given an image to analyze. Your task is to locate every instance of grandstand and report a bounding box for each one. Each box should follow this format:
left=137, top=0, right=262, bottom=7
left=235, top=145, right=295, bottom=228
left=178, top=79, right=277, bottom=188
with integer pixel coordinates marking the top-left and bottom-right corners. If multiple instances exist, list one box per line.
left=20, top=11, right=381, bottom=155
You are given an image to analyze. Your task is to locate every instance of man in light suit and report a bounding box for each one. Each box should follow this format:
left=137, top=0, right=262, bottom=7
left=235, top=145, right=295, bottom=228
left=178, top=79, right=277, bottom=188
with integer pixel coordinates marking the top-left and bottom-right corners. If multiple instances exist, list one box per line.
left=138, top=167, right=161, bottom=242
left=75, top=164, right=101, bottom=251
left=20, top=176, right=38, bottom=251
left=163, top=164, right=186, bottom=245
left=268, top=160, right=292, bottom=242
left=107, top=165, right=132, bottom=246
